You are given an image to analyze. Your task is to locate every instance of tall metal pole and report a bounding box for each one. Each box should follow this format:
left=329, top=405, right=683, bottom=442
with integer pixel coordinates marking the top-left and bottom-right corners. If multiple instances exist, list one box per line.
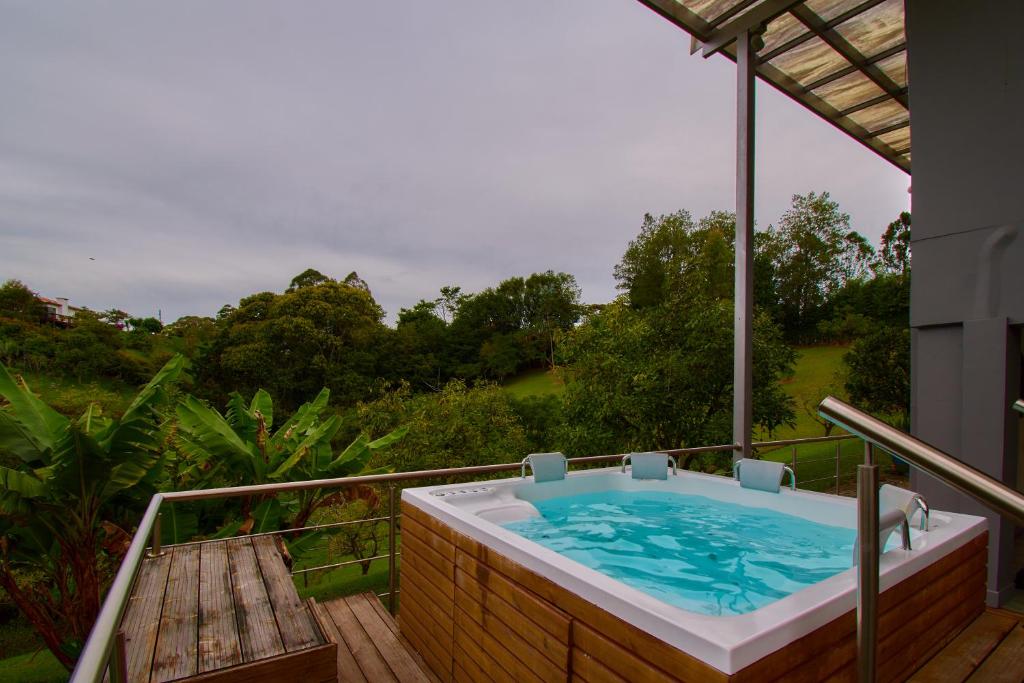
left=857, top=443, right=879, bottom=683
left=733, top=29, right=756, bottom=463
left=387, top=484, right=397, bottom=615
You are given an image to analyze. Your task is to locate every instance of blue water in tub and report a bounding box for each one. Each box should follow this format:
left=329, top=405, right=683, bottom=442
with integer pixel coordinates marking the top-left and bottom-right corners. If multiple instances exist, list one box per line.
left=502, top=490, right=857, bottom=616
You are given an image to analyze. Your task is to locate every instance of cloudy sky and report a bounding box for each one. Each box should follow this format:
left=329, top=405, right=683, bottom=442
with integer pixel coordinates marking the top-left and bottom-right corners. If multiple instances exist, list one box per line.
left=0, top=1, right=909, bottom=323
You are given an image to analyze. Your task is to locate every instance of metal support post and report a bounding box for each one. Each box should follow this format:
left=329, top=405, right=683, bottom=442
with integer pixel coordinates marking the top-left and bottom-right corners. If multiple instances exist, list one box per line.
left=148, top=512, right=163, bottom=558
left=110, top=630, right=128, bottom=683
left=857, top=443, right=879, bottom=683
left=835, top=441, right=841, bottom=495
left=732, top=28, right=756, bottom=463
left=791, top=445, right=797, bottom=474
left=387, top=484, right=397, bottom=614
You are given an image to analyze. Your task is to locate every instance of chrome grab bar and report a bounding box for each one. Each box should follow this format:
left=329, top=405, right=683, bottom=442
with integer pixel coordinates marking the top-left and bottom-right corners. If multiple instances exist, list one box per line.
left=818, top=396, right=1024, bottom=526
left=818, top=396, right=1024, bottom=683
left=620, top=453, right=678, bottom=475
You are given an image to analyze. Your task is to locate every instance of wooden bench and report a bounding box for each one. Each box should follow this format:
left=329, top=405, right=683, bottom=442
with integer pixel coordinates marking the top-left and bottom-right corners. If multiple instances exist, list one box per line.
left=118, top=536, right=335, bottom=683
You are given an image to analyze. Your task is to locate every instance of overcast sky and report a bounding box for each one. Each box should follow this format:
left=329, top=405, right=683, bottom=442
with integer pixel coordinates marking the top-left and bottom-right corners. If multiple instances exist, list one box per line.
left=0, top=1, right=909, bottom=323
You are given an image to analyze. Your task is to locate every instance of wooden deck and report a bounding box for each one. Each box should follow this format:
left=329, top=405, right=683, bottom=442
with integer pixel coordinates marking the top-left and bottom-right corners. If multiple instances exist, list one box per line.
left=908, top=608, right=1024, bottom=683
left=312, top=593, right=438, bottom=683
left=120, top=537, right=334, bottom=683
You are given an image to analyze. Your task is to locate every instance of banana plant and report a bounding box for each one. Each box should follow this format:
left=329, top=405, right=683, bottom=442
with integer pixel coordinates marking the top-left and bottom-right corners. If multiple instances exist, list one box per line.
left=174, top=387, right=406, bottom=534
left=0, top=355, right=186, bottom=670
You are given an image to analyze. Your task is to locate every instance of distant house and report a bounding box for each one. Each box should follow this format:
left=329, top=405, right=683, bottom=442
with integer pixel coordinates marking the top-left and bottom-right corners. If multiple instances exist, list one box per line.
left=37, top=296, right=80, bottom=326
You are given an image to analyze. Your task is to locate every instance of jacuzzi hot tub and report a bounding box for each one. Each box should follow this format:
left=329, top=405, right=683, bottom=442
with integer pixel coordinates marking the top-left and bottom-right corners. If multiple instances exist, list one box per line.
left=397, top=467, right=987, bottom=682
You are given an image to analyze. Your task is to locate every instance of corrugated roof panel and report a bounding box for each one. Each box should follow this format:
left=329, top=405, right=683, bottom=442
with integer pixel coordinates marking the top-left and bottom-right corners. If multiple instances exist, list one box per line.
left=832, top=0, right=905, bottom=58
left=812, top=71, right=886, bottom=113
left=874, top=51, right=907, bottom=88
left=802, top=0, right=856, bottom=23
left=759, top=12, right=806, bottom=56
left=767, top=36, right=847, bottom=87
left=847, top=98, right=907, bottom=132
left=648, top=0, right=910, bottom=171
left=875, top=127, right=910, bottom=151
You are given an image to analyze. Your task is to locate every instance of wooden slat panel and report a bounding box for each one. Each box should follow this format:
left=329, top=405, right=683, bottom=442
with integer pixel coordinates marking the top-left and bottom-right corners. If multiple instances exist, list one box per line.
left=308, top=600, right=367, bottom=683
left=401, top=501, right=455, bottom=544
left=453, top=607, right=543, bottom=683
left=198, top=542, right=243, bottom=673
left=399, top=586, right=453, bottom=675
left=571, top=648, right=629, bottom=683
left=324, top=594, right=398, bottom=682
left=403, top=540, right=455, bottom=600
left=251, top=536, right=321, bottom=652
left=181, top=643, right=336, bottom=683
left=402, top=556, right=455, bottom=622
left=121, top=553, right=171, bottom=683
left=401, top=515, right=456, bottom=563
left=151, top=545, right=200, bottom=682
left=452, top=621, right=515, bottom=683
left=454, top=555, right=571, bottom=642
left=966, top=623, right=1024, bottom=683
left=452, top=644, right=492, bottom=683
left=455, top=578, right=569, bottom=670
left=454, top=587, right=565, bottom=681
left=347, top=593, right=433, bottom=683
left=574, top=621, right=682, bottom=683
left=402, top=529, right=456, bottom=579
left=226, top=538, right=284, bottom=662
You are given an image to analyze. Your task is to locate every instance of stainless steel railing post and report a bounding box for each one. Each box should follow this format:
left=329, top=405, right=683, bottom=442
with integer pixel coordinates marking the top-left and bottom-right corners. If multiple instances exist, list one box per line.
left=857, top=443, right=879, bottom=683
left=387, top=484, right=397, bottom=615
left=835, top=441, right=841, bottom=495
left=110, top=630, right=127, bottom=683
left=148, top=512, right=163, bottom=558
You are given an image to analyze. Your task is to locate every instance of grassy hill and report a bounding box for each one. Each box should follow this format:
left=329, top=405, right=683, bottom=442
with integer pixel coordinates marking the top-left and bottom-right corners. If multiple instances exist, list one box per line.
left=502, top=368, right=564, bottom=399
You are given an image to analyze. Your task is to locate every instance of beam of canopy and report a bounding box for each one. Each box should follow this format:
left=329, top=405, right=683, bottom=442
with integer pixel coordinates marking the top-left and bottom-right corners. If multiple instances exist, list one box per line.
left=639, top=0, right=910, bottom=173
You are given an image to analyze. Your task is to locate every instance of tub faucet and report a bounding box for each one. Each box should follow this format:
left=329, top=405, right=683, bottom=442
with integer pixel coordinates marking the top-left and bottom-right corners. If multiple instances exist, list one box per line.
left=911, top=493, right=930, bottom=531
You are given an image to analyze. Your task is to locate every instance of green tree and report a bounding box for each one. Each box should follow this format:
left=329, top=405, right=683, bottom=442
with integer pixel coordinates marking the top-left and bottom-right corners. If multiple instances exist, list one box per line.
left=357, top=380, right=529, bottom=473
left=287, top=268, right=332, bottom=292
left=879, top=211, right=912, bottom=274
left=0, top=280, right=42, bottom=322
left=770, top=192, right=873, bottom=341
left=0, top=355, right=186, bottom=669
left=523, top=271, right=582, bottom=369
left=174, top=387, right=406, bottom=532
left=201, top=280, right=388, bottom=409
left=558, top=299, right=795, bottom=459
left=844, top=326, right=910, bottom=421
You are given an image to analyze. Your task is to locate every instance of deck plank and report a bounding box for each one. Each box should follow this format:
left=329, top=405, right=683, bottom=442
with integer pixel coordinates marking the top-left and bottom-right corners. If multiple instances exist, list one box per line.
left=120, top=552, right=171, bottom=683
left=966, top=623, right=1024, bottom=683
left=309, top=599, right=367, bottom=683
left=226, top=537, right=285, bottom=663
left=367, top=596, right=442, bottom=683
left=197, top=541, right=243, bottom=674
left=251, top=536, right=321, bottom=652
left=151, top=545, right=200, bottom=682
left=910, top=609, right=1019, bottom=683
left=324, top=596, right=398, bottom=682
left=346, top=593, right=433, bottom=683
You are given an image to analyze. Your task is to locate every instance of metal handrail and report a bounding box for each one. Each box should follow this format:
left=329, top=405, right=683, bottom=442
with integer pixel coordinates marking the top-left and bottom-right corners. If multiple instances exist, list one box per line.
left=819, top=396, right=1024, bottom=525
left=817, top=396, right=1024, bottom=683
left=70, top=434, right=857, bottom=683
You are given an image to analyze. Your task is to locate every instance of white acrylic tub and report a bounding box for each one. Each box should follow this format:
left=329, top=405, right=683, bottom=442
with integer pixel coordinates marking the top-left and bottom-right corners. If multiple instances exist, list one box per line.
left=402, top=467, right=986, bottom=674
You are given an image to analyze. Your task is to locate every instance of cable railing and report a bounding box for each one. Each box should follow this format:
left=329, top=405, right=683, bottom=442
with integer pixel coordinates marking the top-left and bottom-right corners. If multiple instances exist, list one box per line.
left=72, top=433, right=858, bottom=683
left=817, top=396, right=1024, bottom=683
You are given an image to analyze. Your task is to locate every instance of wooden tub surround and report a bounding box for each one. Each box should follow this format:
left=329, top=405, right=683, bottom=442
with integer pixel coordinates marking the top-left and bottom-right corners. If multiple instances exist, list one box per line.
left=119, top=536, right=336, bottom=683
left=398, top=499, right=989, bottom=683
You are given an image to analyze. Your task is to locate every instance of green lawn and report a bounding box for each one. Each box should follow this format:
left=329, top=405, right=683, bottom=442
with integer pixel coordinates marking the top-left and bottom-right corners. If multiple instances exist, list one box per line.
left=0, top=651, right=66, bottom=683
left=502, top=368, right=564, bottom=399
left=14, top=369, right=135, bottom=419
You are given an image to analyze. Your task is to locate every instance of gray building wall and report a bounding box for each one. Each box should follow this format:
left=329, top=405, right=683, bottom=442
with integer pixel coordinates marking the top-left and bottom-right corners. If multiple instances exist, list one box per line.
left=907, top=0, right=1024, bottom=605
